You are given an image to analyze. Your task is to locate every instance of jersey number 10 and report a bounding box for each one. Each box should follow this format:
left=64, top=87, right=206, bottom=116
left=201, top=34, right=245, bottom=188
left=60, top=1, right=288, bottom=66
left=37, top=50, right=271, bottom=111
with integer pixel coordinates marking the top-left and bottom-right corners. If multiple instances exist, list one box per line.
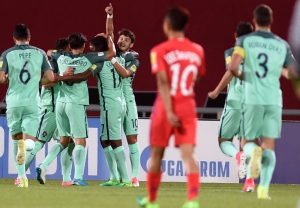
left=170, top=63, right=198, bottom=96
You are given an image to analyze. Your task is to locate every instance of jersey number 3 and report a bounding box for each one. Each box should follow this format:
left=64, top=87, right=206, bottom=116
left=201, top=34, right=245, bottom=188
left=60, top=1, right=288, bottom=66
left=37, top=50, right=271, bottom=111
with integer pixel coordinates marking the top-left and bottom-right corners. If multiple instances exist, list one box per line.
left=256, top=53, right=268, bottom=79
left=19, top=61, right=31, bottom=84
left=170, top=63, right=198, bottom=96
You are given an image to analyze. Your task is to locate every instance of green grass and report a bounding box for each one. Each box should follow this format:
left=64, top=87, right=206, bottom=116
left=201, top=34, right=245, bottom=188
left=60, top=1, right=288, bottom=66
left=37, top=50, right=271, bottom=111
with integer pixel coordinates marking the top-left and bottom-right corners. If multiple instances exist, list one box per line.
left=0, top=179, right=300, bottom=208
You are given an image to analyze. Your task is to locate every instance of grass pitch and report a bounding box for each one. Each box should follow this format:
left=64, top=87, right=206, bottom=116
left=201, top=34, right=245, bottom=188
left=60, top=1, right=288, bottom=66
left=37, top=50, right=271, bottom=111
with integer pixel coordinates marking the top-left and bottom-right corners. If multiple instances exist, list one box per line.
left=0, top=179, right=299, bottom=208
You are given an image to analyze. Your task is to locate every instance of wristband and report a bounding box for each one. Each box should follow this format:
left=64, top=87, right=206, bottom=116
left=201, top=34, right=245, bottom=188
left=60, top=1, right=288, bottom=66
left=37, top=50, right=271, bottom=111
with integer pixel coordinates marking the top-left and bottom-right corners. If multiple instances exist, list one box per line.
left=107, top=14, right=113, bottom=18
left=60, top=73, right=63, bottom=76
left=111, top=57, right=117, bottom=64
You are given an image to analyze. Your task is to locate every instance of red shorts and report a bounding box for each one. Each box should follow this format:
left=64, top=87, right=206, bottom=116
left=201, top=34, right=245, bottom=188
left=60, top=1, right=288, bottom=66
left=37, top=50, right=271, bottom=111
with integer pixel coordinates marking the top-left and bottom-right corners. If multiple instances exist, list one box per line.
left=150, top=98, right=197, bottom=147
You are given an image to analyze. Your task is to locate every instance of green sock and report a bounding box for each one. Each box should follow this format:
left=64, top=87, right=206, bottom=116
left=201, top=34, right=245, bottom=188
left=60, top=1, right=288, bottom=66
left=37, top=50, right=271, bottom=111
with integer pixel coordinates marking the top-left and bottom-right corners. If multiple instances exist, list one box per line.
left=219, top=141, right=238, bottom=157
left=103, top=146, right=119, bottom=181
left=246, top=162, right=251, bottom=179
left=74, top=145, right=86, bottom=180
left=43, top=143, right=64, bottom=170
left=259, top=149, right=276, bottom=187
left=113, top=146, right=130, bottom=183
left=25, top=141, right=44, bottom=171
left=61, top=142, right=75, bottom=182
left=129, top=143, right=140, bottom=178
left=13, top=140, right=25, bottom=177
left=243, top=142, right=258, bottom=158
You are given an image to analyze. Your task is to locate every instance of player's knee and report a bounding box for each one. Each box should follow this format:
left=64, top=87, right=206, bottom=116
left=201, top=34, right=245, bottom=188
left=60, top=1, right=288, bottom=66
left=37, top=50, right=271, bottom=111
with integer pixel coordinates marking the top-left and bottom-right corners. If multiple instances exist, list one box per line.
left=110, top=140, right=122, bottom=149
left=218, top=138, right=233, bottom=146
left=127, top=135, right=137, bottom=144
left=100, top=139, right=110, bottom=148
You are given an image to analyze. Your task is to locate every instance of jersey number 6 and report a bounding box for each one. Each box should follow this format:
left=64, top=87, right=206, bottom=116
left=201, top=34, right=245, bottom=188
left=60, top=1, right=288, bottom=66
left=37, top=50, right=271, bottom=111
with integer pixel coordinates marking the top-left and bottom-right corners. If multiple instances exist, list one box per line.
left=19, top=61, right=31, bottom=84
left=170, top=63, right=198, bottom=96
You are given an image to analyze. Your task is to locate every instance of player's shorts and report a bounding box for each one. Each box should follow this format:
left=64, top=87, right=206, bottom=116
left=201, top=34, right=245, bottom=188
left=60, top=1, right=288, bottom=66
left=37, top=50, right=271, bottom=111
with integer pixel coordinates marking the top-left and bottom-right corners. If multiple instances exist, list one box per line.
left=101, top=105, right=126, bottom=140
left=56, top=102, right=88, bottom=139
left=218, top=109, right=241, bottom=139
left=150, top=100, right=197, bottom=148
left=241, top=104, right=282, bottom=140
left=36, top=105, right=59, bottom=142
left=6, top=106, right=39, bottom=137
left=123, top=104, right=139, bottom=136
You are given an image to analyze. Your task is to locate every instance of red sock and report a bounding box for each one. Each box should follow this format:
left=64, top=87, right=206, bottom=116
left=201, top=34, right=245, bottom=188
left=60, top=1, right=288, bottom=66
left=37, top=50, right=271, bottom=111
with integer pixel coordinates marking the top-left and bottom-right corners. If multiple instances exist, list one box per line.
left=187, top=173, right=200, bottom=201
left=147, top=172, right=162, bottom=202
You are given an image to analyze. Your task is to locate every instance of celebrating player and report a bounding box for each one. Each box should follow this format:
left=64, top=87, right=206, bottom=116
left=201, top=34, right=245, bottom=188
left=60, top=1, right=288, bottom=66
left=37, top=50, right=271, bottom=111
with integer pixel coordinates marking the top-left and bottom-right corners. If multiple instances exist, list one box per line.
left=208, top=22, right=258, bottom=192
left=0, top=24, right=54, bottom=188
left=36, top=32, right=116, bottom=186
left=105, top=3, right=141, bottom=187
left=137, top=7, right=205, bottom=208
left=229, top=5, right=296, bottom=200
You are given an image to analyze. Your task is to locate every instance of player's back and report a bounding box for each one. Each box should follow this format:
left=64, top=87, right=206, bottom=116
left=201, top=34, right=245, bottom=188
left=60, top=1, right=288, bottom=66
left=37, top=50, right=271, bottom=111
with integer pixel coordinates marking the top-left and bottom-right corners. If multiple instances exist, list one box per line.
left=239, top=31, right=289, bottom=106
left=96, top=56, right=125, bottom=111
left=57, top=53, right=92, bottom=105
left=2, top=44, right=49, bottom=108
left=151, top=38, right=205, bottom=110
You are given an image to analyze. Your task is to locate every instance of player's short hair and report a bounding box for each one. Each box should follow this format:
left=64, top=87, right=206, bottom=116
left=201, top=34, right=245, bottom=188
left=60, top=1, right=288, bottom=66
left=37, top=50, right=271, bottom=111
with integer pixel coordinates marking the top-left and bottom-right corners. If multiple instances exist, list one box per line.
left=13, top=24, right=30, bottom=40
left=118, top=29, right=135, bottom=43
left=254, top=4, right=273, bottom=26
left=165, top=6, right=190, bottom=31
left=90, top=36, right=108, bottom=52
left=68, top=33, right=87, bottom=49
left=55, top=38, right=69, bottom=51
left=236, top=22, right=253, bottom=37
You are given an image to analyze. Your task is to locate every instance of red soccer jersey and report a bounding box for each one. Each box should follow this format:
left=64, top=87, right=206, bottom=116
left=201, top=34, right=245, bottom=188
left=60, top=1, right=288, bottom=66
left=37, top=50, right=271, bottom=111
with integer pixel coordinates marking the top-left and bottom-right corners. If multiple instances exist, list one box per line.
left=150, top=38, right=205, bottom=116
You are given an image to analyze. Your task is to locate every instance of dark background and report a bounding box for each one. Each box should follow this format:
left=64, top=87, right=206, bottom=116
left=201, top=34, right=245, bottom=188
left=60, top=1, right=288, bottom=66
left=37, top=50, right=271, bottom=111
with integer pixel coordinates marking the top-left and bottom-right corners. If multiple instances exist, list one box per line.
left=0, top=0, right=298, bottom=112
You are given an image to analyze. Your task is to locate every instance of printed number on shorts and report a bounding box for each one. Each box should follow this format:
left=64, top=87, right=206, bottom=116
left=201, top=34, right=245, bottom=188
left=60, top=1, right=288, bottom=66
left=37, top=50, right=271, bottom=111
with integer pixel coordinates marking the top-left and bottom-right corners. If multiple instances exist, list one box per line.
left=256, top=53, right=268, bottom=78
left=131, top=119, right=138, bottom=129
left=19, top=61, right=31, bottom=84
left=170, top=63, right=198, bottom=96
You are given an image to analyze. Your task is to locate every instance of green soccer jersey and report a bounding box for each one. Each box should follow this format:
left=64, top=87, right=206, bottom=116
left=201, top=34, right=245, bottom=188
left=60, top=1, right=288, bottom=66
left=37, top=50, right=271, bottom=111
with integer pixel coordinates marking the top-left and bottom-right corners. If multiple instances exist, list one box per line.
left=118, top=52, right=140, bottom=105
left=234, top=30, right=294, bottom=106
left=224, top=48, right=243, bottom=109
left=51, top=51, right=107, bottom=105
left=0, top=44, right=52, bottom=108
left=40, top=59, right=60, bottom=109
left=91, top=56, right=126, bottom=111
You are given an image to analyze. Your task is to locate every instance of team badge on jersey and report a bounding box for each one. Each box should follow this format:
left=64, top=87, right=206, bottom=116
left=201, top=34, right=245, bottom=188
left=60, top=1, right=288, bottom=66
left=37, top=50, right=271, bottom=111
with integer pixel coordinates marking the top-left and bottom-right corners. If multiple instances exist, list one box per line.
left=52, top=50, right=58, bottom=53
left=0, top=61, right=3, bottom=68
left=130, top=64, right=137, bottom=72
left=98, top=52, right=104, bottom=56
left=91, top=64, right=97, bottom=70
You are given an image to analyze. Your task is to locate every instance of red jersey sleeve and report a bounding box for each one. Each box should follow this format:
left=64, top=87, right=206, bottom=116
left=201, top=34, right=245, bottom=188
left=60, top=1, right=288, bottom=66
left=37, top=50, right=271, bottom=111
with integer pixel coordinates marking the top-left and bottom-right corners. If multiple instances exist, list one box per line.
left=150, top=47, right=167, bottom=74
left=199, top=49, right=206, bottom=76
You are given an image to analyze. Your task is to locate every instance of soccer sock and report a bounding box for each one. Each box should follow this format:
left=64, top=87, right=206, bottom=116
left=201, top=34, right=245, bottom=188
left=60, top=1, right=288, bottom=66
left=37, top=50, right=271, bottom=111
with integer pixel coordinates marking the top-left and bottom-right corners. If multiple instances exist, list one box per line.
left=61, top=142, right=75, bottom=182
left=187, top=173, right=200, bottom=201
left=113, top=146, right=130, bottom=183
left=42, top=143, right=64, bottom=170
left=219, top=141, right=238, bottom=157
left=13, top=140, right=26, bottom=178
left=129, top=143, right=140, bottom=178
left=259, top=149, right=276, bottom=188
left=243, top=142, right=258, bottom=158
left=246, top=162, right=252, bottom=179
left=24, top=139, right=35, bottom=151
left=147, top=172, right=162, bottom=202
left=25, top=141, right=44, bottom=171
left=74, top=145, right=86, bottom=180
left=103, top=146, right=119, bottom=181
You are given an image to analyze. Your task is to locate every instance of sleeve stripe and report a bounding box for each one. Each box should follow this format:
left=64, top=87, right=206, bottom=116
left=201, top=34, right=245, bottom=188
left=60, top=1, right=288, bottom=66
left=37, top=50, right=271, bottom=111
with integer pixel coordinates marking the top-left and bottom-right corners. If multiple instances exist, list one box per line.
left=225, top=56, right=232, bottom=65
left=233, top=46, right=245, bottom=58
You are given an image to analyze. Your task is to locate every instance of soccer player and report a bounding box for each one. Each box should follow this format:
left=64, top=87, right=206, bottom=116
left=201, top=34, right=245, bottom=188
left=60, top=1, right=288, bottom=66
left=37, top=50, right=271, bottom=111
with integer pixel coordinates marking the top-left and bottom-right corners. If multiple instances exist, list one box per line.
left=36, top=33, right=116, bottom=186
left=137, top=7, right=205, bottom=208
left=208, top=22, right=259, bottom=192
left=229, top=5, right=296, bottom=199
left=0, top=24, right=54, bottom=187
left=57, top=35, right=134, bottom=187
left=105, top=3, right=141, bottom=187
left=19, top=38, right=75, bottom=186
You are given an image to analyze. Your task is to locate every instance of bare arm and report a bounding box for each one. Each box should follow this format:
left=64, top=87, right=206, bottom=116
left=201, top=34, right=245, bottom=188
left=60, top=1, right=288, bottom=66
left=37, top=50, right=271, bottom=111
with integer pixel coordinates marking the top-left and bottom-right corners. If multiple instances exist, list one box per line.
left=47, top=50, right=52, bottom=57
left=105, top=3, right=114, bottom=40
left=228, top=54, right=243, bottom=79
left=208, top=70, right=233, bottom=99
left=57, top=70, right=93, bottom=82
left=40, top=69, right=55, bottom=85
left=111, top=60, right=133, bottom=78
left=106, top=36, right=116, bottom=60
left=156, top=70, right=180, bottom=127
left=0, top=71, right=7, bottom=84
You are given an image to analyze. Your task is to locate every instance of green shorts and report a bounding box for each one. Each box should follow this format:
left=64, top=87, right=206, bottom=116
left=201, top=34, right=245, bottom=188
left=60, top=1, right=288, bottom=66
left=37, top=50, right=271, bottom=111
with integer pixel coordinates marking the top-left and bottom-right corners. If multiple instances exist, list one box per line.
left=218, top=109, right=241, bottom=139
left=36, top=105, right=60, bottom=142
left=101, top=105, right=126, bottom=140
left=242, top=104, right=282, bottom=140
left=123, top=104, right=139, bottom=136
left=56, top=102, right=88, bottom=139
left=6, top=106, right=39, bottom=137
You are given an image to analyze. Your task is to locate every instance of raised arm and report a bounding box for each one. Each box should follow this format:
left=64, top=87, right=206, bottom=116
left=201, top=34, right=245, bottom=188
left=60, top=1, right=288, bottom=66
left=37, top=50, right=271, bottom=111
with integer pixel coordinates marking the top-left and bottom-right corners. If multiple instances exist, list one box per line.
left=105, top=3, right=114, bottom=40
